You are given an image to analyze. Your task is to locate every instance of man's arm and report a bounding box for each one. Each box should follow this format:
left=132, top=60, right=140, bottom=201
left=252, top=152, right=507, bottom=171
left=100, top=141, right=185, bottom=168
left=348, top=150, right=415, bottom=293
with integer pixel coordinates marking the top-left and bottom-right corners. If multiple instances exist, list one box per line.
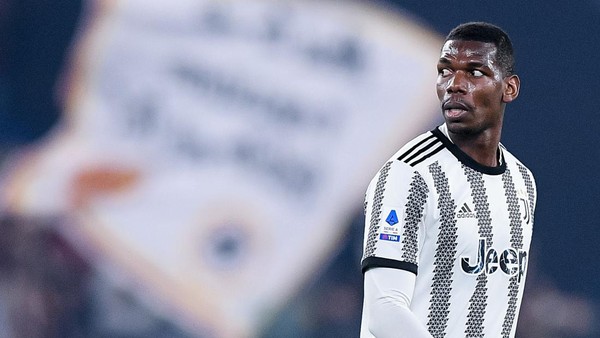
left=363, top=268, right=433, bottom=338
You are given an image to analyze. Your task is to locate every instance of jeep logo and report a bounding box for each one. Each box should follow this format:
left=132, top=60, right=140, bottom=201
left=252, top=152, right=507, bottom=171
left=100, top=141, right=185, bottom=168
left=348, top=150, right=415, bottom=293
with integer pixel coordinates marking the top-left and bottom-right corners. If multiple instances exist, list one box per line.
left=461, top=238, right=527, bottom=282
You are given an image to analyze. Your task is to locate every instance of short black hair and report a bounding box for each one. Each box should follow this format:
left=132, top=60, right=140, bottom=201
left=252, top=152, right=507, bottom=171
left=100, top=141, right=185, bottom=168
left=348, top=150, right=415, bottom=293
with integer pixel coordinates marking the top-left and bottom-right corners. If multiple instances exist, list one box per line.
left=445, top=22, right=515, bottom=76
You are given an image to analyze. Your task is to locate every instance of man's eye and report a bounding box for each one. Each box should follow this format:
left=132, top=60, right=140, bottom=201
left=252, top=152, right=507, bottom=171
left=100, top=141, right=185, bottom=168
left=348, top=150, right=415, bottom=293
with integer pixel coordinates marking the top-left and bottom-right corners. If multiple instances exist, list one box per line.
left=472, top=70, right=484, bottom=77
left=439, top=69, right=451, bottom=77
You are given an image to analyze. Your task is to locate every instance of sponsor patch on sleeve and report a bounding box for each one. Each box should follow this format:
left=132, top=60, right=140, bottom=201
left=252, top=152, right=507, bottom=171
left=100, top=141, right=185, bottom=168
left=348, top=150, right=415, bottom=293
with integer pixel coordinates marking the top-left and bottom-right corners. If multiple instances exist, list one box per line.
left=379, top=233, right=400, bottom=242
left=385, top=209, right=399, bottom=225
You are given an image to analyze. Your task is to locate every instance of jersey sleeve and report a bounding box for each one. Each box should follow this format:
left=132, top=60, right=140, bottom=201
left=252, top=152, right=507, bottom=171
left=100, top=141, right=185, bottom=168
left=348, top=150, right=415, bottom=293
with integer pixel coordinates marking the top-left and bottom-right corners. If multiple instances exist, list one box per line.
left=362, top=268, right=433, bottom=338
left=361, top=159, right=429, bottom=275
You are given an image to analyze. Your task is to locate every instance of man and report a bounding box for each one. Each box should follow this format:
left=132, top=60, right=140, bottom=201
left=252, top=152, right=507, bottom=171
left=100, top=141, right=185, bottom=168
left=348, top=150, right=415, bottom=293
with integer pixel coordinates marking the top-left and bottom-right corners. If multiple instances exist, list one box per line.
left=360, top=22, right=536, bottom=338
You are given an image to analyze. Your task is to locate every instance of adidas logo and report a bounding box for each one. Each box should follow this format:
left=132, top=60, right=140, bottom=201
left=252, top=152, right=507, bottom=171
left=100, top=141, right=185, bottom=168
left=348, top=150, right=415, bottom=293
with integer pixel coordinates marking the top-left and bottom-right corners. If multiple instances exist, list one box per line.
left=457, top=203, right=476, bottom=219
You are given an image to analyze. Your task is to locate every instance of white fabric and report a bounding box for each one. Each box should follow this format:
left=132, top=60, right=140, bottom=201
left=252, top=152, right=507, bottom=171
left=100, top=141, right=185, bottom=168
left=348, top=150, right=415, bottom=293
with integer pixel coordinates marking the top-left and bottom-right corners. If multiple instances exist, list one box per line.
left=361, top=268, right=433, bottom=338
left=360, top=125, right=536, bottom=337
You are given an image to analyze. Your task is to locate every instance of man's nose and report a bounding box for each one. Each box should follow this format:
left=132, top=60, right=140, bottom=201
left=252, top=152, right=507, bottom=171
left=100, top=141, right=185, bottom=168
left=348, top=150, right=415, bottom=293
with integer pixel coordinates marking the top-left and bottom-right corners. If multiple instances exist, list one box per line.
left=446, top=71, right=467, bottom=94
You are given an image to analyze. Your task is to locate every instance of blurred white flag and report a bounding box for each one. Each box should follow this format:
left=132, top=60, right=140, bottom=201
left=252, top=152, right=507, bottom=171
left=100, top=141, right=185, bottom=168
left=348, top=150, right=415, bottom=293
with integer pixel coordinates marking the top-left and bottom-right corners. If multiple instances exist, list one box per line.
left=1, top=0, right=442, bottom=336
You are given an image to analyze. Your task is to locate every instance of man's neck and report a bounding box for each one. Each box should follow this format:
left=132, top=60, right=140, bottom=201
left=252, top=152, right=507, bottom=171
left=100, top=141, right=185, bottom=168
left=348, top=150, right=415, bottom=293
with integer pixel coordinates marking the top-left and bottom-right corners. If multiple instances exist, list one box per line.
left=442, top=124, right=502, bottom=167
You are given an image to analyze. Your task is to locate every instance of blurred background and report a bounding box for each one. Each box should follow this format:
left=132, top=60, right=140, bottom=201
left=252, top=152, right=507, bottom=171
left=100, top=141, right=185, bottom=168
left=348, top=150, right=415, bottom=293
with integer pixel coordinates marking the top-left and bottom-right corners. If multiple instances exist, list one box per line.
left=0, top=0, right=599, bottom=337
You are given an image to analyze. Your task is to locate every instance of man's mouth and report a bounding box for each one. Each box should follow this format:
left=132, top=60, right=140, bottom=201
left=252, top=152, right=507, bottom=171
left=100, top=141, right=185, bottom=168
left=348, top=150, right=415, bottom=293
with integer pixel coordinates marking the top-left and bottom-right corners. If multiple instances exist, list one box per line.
left=445, top=108, right=468, bottom=118
left=442, top=100, right=471, bottom=118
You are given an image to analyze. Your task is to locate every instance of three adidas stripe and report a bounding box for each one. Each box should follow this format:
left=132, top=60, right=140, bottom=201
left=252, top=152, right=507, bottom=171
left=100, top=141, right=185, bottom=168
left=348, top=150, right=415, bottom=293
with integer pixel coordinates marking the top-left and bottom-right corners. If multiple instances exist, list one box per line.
left=397, top=134, right=445, bottom=167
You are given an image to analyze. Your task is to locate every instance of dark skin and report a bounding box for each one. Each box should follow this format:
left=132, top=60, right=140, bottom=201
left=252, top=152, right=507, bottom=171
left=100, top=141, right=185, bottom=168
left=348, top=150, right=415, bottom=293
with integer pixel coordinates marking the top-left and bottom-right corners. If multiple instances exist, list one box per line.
left=436, top=40, right=520, bottom=167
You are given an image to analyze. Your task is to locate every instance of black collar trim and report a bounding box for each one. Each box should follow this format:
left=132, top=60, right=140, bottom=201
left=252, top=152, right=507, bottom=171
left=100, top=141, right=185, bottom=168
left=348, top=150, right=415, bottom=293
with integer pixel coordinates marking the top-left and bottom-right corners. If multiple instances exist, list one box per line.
left=431, top=127, right=506, bottom=175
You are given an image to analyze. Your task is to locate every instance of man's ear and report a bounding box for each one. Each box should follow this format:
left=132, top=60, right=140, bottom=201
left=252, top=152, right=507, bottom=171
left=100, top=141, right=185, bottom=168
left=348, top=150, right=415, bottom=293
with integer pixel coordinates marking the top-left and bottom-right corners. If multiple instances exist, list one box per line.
left=503, top=74, right=520, bottom=103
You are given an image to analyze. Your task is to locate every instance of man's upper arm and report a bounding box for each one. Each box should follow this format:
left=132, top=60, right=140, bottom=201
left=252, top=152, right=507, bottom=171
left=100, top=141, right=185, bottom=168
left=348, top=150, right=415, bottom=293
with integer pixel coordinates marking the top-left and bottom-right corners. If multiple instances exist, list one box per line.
left=361, top=160, right=428, bottom=275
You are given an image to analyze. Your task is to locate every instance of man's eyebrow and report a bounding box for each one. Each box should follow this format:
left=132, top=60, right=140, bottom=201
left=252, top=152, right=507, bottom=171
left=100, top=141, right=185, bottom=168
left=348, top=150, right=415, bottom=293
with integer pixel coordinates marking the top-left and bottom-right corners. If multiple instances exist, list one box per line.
left=467, top=61, right=490, bottom=69
left=437, top=58, right=490, bottom=68
left=437, top=57, right=451, bottom=65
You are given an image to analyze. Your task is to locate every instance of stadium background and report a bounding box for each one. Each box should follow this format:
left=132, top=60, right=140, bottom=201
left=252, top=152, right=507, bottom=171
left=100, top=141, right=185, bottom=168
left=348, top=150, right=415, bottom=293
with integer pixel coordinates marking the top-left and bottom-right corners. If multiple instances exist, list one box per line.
left=0, top=0, right=599, bottom=337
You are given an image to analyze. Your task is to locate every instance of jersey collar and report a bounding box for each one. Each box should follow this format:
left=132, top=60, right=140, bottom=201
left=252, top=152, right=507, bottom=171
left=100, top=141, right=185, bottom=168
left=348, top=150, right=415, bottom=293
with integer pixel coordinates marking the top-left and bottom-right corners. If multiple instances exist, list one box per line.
left=432, top=125, right=506, bottom=175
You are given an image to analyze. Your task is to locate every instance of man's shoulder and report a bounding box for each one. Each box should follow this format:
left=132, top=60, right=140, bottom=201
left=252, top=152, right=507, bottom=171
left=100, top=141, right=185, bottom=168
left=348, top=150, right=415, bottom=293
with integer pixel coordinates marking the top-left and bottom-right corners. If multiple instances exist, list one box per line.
left=367, top=130, right=437, bottom=186
left=500, top=144, right=535, bottom=177
left=391, top=128, right=447, bottom=169
left=368, top=127, right=451, bottom=187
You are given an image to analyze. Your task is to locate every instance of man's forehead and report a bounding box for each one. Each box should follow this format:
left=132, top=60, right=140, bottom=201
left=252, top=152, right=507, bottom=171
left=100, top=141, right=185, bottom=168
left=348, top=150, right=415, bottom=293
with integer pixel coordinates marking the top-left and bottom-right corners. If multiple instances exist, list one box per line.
left=440, top=40, right=497, bottom=59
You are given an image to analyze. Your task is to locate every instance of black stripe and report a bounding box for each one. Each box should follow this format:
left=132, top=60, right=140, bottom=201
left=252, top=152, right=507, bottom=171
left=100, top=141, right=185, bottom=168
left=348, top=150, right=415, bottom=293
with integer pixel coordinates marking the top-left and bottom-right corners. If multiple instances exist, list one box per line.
left=361, top=257, right=418, bottom=275
left=463, top=165, right=493, bottom=337
left=397, top=134, right=435, bottom=162
left=427, top=162, right=458, bottom=336
left=501, top=169, right=525, bottom=337
left=401, top=172, right=428, bottom=264
left=362, top=161, right=393, bottom=260
left=404, top=139, right=441, bottom=163
left=409, top=144, right=445, bottom=166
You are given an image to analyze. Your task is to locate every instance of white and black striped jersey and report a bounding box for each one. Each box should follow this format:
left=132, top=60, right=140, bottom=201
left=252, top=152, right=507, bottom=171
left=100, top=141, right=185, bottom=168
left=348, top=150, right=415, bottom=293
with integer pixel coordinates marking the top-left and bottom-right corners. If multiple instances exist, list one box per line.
left=361, top=124, right=536, bottom=338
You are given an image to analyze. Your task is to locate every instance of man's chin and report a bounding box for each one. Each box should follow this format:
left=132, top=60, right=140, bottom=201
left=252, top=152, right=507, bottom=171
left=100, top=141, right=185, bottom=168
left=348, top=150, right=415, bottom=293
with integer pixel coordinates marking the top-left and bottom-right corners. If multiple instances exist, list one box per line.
left=445, top=120, right=472, bottom=134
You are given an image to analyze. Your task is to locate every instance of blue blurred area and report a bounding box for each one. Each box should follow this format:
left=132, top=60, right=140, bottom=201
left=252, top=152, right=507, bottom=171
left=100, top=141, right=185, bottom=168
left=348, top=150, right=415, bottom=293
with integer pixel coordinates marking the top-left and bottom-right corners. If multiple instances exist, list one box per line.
left=1, top=0, right=600, bottom=337
left=0, top=0, right=82, bottom=146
